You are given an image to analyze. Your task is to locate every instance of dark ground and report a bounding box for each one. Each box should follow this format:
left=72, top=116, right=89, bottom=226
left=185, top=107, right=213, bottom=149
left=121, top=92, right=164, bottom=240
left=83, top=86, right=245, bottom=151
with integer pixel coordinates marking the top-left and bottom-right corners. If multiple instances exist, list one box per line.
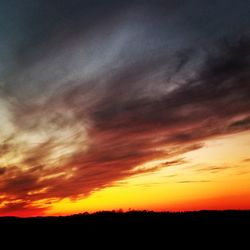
left=1, top=210, right=249, bottom=246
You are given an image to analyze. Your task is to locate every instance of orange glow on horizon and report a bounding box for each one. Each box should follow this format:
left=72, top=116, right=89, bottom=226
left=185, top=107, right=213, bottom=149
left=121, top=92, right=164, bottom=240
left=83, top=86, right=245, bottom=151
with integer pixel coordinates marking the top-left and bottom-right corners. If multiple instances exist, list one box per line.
left=1, top=131, right=250, bottom=217
left=42, top=131, right=250, bottom=216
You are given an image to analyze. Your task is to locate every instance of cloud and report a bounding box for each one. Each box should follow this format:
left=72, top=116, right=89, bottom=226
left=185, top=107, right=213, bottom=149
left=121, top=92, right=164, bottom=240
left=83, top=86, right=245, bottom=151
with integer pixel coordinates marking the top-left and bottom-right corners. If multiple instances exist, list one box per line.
left=176, top=180, right=211, bottom=184
left=0, top=199, right=46, bottom=216
left=161, top=159, right=188, bottom=167
left=1, top=36, right=248, bottom=204
left=196, top=166, right=232, bottom=173
left=229, top=116, right=250, bottom=130
left=0, top=168, right=6, bottom=175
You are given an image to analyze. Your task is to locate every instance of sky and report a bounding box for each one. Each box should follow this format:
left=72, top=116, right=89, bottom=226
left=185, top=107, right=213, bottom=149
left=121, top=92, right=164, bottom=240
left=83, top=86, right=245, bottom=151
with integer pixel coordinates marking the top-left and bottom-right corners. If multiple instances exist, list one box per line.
left=0, top=0, right=250, bottom=216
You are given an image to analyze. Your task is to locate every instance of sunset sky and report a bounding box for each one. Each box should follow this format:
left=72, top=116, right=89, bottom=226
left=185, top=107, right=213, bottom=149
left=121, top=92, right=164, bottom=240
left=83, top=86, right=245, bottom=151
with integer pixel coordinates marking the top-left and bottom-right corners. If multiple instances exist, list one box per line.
left=0, top=0, right=250, bottom=217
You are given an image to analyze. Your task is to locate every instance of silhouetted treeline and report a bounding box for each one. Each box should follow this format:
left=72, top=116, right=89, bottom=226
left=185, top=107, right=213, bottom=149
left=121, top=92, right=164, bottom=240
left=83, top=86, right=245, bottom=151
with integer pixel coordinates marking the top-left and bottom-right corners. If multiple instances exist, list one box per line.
left=1, top=210, right=250, bottom=228
left=1, top=210, right=249, bottom=246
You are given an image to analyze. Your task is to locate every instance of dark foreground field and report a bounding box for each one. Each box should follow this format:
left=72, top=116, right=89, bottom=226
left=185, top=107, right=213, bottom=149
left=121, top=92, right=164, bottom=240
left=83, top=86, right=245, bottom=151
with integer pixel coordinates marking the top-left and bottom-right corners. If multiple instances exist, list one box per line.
left=1, top=210, right=250, bottom=230
left=1, top=210, right=250, bottom=227
left=1, top=210, right=250, bottom=245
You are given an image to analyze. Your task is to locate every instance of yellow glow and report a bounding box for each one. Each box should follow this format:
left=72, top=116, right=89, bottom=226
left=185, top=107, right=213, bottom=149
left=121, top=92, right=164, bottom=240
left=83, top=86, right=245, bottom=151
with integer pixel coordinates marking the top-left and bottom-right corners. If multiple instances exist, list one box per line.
left=46, top=131, right=250, bottom=215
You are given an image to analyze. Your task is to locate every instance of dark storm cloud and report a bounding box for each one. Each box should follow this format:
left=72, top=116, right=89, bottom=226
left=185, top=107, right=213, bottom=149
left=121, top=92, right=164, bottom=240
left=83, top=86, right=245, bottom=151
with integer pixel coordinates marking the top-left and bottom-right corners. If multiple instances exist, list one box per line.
left=89, top=37, right=250, bottom=136
left=7, top=36, right=247, bottom=201
left=50, top=36, right=250, bottom=198
left=1, top=33, right=250, bottom=203
left=0, top=0, right=250, bottom=214
left=2, top=0, right=250, bottom=98
left=1, top=1, right=173, bottom=75
left=12, top=0, right=128, bottom=63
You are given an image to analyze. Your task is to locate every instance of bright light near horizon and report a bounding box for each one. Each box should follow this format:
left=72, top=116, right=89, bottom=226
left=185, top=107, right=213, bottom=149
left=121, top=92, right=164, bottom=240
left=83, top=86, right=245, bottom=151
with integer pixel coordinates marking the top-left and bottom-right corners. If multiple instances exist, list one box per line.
left=46, top=131, right=250, bottom=215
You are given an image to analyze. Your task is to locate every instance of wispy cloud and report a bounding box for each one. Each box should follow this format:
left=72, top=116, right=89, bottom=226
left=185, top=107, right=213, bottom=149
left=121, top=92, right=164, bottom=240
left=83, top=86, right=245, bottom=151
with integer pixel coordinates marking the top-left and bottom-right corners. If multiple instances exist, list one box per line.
left=242, top=158, right=250, bottom=163
left=196, top=166, right=232, bottom=173
left=176, top=180, right=211, bottom=184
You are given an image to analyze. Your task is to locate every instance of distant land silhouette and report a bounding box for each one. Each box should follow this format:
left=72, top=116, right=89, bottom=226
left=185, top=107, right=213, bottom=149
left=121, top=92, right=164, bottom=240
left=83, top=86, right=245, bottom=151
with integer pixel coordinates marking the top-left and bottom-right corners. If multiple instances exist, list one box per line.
left=1, top=210, right=249, bottom=246
left=2, top=210, right=250, bottom=229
